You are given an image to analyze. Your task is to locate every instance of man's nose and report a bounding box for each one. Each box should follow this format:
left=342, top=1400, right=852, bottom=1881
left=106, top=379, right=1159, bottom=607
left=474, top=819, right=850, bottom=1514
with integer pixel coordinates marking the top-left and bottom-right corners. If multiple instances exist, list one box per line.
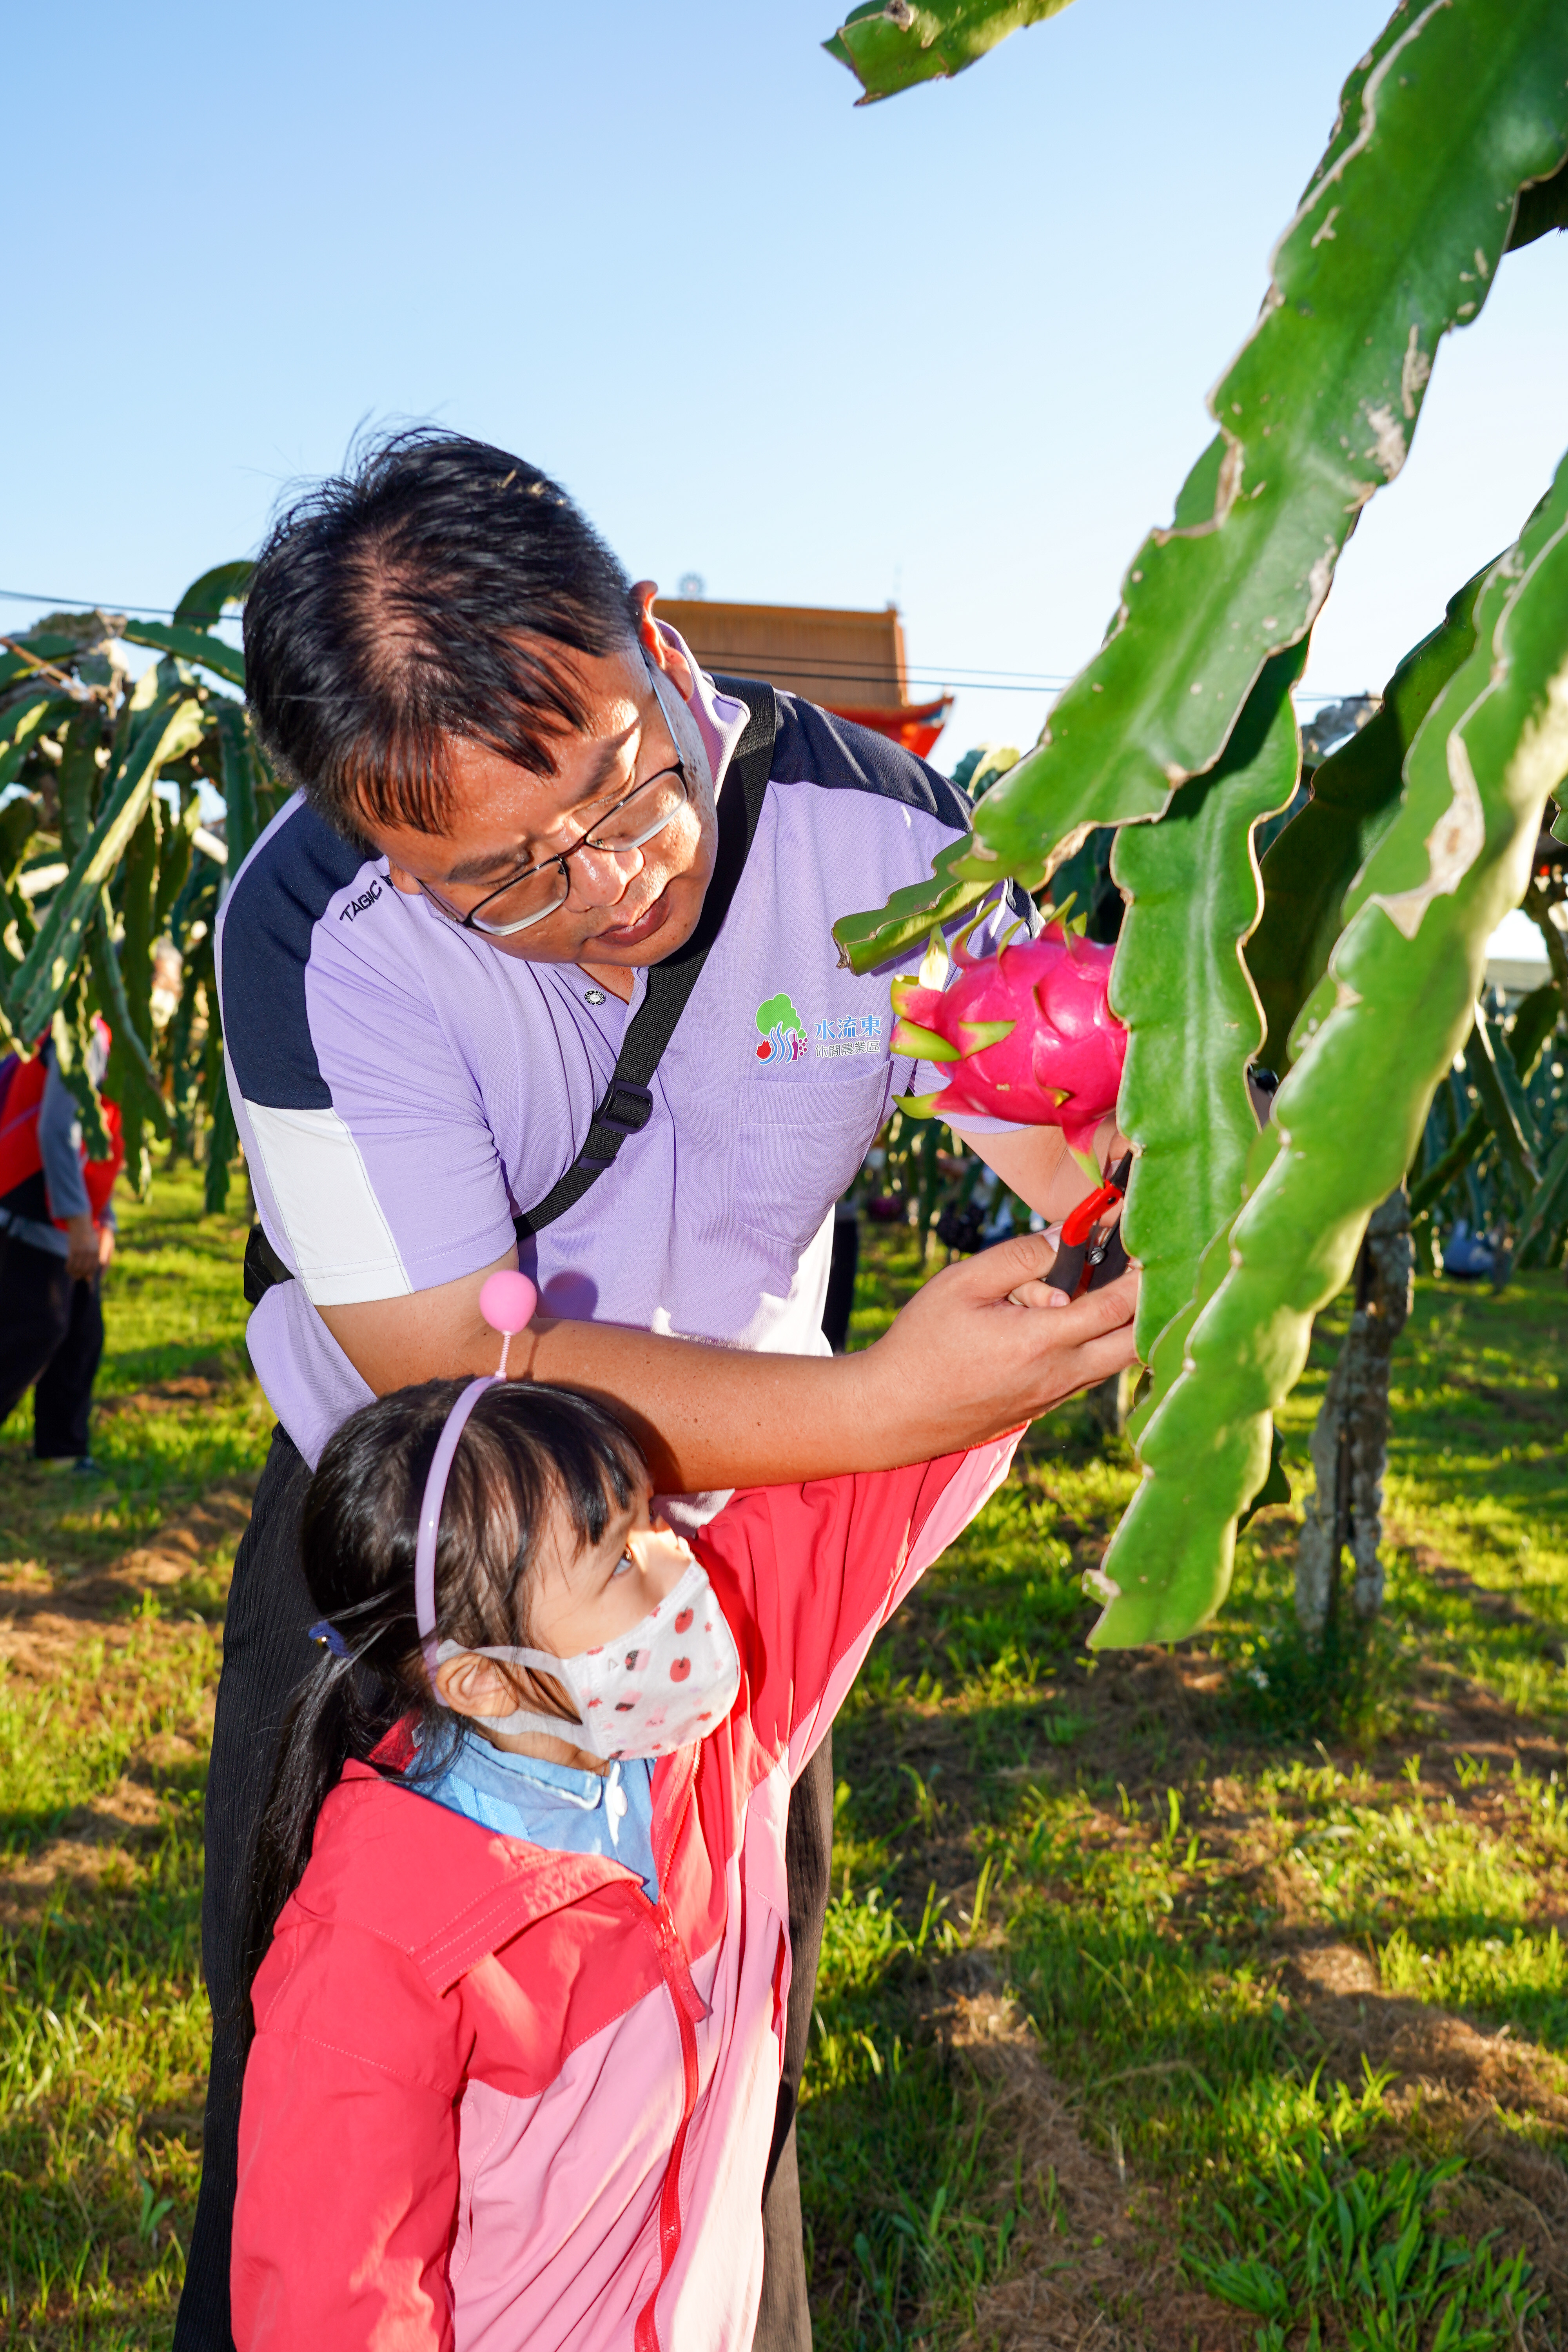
left=566, top=841, right=646, bottom=907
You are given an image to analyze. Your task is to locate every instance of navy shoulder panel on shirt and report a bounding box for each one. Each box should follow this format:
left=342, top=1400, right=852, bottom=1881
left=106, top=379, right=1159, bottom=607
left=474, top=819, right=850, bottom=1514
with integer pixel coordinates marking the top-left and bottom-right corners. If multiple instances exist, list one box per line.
left=768, top=693, right=976, bottom=831
left=766, top=691, right=1036, bottom=931
left=218, top=798, right=370, bottom=1111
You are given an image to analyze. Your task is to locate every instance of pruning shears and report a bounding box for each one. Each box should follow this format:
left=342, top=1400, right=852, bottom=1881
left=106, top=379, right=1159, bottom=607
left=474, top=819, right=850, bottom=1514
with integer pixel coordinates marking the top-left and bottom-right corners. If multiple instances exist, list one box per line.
left=1044, top=1152, right=1133, bottom=1298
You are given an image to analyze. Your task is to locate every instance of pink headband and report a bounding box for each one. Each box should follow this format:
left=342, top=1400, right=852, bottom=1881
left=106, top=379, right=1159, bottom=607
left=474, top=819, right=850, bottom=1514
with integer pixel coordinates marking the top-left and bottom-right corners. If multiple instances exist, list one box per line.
left=415, top=1270, right=537, bottom=1694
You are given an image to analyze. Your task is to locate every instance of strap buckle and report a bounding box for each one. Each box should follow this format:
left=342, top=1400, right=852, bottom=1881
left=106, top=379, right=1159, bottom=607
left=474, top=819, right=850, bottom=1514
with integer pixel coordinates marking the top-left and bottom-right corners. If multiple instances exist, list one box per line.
left=575, top=1080, right=655, bottom=1172
left=597, top=1080, right=655, bottom=1138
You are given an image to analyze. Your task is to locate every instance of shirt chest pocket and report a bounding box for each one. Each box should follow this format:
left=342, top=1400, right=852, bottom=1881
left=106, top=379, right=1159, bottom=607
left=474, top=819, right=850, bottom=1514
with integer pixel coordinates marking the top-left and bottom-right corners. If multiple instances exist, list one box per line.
left=736, top=1062, right=891, bottom=1254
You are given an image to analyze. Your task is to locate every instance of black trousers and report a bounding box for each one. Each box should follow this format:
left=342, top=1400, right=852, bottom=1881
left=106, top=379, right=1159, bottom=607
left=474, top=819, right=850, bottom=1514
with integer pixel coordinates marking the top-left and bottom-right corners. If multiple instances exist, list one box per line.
left=0, top=1231, right=103, bottom=1458
left=820, top=1213, right=860, bottom=1357
left=176, top=1425, right=829, bottom=2351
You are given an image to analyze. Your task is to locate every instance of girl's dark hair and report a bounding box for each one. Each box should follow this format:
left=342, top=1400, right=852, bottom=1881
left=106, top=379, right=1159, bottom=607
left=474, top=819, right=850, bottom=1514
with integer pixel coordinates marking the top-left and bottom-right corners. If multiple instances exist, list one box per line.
left=243, top=427, right=641, bottom=840
left=241, top=1380, right=645, bottom=2043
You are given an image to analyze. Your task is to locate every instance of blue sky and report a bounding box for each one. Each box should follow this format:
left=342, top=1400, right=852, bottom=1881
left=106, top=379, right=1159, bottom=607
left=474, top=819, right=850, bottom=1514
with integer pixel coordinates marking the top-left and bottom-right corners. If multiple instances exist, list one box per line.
left=4, top=0, right=1565, bottom=769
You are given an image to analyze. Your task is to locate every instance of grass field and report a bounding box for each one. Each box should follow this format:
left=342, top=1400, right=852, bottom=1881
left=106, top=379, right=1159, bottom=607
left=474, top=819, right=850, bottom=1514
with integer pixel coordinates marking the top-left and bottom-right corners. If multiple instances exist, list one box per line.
left=3, top=1173, right=1567, bottom=2348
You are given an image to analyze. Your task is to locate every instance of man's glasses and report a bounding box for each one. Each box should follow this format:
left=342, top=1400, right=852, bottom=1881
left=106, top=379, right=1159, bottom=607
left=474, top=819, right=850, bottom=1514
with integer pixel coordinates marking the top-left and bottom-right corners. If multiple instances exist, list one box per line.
left=419, top=662, right=691, bottom=938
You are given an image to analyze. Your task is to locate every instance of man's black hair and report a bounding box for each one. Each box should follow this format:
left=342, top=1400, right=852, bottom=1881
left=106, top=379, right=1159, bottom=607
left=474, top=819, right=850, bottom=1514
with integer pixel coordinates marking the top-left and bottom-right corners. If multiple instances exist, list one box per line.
left=243, top=429, right=641, bottom=838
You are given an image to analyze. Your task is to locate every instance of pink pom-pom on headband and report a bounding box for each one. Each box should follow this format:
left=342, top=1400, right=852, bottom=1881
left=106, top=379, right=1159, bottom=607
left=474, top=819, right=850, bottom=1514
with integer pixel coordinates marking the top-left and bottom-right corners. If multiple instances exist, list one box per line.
left=479, top=1269, right=537, bottom=1377
left=416, top=1270, right=539, bottom=1691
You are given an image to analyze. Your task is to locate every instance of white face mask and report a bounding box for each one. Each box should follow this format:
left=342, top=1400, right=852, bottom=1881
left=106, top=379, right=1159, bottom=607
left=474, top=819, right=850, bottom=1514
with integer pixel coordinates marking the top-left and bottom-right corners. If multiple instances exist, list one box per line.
left=438, top=1551, right=742, bottom=1763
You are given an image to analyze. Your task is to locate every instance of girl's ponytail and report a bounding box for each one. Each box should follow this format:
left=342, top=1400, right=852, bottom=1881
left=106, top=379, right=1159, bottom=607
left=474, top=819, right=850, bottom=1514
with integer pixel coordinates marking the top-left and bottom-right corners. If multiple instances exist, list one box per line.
left=238, top=1656, right=402, bottom=2051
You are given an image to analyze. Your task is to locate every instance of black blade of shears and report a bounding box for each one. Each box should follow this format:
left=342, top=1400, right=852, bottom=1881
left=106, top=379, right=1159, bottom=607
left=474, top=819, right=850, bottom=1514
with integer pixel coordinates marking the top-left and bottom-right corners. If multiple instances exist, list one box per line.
left=1045, top=1238, right=1090, bottom=1296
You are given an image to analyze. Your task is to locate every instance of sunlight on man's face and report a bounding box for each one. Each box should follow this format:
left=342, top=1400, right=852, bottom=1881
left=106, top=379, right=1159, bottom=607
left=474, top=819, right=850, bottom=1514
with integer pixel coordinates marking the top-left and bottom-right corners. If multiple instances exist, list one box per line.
left=365, top=614, right=720, bottom=976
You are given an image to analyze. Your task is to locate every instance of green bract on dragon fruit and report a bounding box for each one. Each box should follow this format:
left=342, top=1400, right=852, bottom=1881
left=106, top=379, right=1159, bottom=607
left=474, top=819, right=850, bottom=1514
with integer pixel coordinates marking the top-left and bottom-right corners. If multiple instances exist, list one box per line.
left=889, top=917, right=1127, bottom=1163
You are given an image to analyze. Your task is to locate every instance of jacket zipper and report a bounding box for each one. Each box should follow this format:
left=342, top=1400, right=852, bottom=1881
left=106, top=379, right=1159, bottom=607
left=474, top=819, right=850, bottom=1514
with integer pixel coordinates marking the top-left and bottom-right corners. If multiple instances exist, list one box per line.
left=633, top=1756, right=704, bottom=2352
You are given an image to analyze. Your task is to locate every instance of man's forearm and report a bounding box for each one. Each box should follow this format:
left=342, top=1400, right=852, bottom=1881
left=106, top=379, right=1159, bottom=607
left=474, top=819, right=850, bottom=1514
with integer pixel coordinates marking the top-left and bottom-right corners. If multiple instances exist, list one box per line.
left=321, top=1262, right=873, bottom=1489
left=319, top=1236, right=1140, bottom=1495
left=522, top=1319, right=886, bottom=1492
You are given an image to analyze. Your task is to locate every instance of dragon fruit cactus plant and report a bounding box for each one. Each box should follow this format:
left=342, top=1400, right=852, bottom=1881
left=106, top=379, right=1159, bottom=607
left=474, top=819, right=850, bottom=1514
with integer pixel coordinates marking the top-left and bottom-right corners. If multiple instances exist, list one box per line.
left=889, top=915, right=1127, bottom=1169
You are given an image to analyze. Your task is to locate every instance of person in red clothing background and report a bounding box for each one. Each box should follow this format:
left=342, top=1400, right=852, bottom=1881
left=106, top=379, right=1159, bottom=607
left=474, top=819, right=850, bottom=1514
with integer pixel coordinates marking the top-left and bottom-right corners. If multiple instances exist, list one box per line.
left=0, top=1018, right=123, bottom=1472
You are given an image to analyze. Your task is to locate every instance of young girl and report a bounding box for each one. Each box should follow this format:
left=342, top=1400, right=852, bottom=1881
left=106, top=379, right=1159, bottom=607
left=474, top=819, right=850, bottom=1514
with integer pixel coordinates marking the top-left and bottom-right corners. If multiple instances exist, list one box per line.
left=232, top=1355, right=1018, bottom=2352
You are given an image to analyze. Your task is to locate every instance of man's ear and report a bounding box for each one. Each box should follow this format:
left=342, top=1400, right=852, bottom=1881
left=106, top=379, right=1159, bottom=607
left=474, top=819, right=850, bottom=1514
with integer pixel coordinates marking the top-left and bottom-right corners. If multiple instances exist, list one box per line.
left=631, top=581, right=697, bottom=702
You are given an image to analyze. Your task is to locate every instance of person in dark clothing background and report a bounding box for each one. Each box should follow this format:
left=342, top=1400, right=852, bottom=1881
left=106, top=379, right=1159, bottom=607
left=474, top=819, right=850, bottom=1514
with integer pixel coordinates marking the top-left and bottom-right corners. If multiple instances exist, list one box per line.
left=0, top=1022, right=122, bottom=1470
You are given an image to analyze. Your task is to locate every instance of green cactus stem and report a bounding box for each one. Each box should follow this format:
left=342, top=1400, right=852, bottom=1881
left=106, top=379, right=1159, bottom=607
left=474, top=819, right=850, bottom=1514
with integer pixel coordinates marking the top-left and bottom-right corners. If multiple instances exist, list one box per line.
left=834, top=836, right=1021, bottom=977
left=823, top=0, right=1076, bottom=105
left=1089, top=449, right=1568, bottom=1649
left=120, top=619, right=245, bottom=690
left=1463, top=1000, right=1538, bottom=1190
left=1249, top=570, right=1486, bottom=1073
left=1113, top=646, right=1305, bottom=1368
left=9, top=682, right=204, bottom=1044
left=958, top=0, right=1568, bottom=887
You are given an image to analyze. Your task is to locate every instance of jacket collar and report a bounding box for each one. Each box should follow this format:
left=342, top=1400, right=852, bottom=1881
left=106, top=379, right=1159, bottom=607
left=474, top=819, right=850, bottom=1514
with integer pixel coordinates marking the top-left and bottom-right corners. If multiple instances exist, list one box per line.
left=300, top=1733, right=696, bottom=1995
left=301, top=1759, right=639, bottom=1993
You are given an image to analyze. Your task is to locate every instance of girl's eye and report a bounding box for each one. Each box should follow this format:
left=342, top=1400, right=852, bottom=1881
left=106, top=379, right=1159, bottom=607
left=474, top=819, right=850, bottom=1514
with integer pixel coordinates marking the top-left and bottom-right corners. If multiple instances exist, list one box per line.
left=611, top=1550, right=635, bottom=1578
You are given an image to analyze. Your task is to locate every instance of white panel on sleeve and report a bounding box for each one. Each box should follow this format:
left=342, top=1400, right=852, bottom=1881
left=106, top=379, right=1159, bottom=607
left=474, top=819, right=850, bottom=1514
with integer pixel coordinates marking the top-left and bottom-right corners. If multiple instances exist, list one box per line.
left=245, top=1102, right=413, bottom=1305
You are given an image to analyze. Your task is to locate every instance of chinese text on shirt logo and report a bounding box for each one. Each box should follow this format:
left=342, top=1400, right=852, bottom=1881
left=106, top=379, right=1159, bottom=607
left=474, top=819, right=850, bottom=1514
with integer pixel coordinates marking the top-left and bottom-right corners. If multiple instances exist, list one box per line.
left=814, top=1014, right=883, bottom=1060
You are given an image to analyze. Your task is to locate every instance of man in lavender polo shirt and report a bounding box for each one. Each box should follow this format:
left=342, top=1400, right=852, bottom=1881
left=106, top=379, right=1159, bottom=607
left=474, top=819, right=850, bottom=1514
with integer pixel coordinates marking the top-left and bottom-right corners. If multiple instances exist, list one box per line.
left=180, top=433, right=1136, bottom=2352
left=228, top=627, right=1031, bottom=1471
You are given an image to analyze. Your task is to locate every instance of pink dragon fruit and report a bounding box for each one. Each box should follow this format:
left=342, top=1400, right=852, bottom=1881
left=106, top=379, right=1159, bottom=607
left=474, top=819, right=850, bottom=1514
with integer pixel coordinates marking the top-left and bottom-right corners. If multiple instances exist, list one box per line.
left=889, top=919, right=1126, bottom=1160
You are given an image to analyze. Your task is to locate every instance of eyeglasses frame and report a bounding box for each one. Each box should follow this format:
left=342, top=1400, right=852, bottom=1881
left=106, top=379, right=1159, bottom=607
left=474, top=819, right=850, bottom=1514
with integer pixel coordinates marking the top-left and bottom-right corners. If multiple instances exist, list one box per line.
left=417, top=659, right=692, bottom=939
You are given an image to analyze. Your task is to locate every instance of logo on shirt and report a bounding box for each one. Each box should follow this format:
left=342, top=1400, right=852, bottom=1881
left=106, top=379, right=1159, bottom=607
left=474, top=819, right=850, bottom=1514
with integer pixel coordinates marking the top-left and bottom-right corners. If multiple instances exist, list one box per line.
left=338, top=878, right=384, bottom=924
left=755, top=991, right=808, bottom=1065
left=815, top=1013, right=884, bottom=1060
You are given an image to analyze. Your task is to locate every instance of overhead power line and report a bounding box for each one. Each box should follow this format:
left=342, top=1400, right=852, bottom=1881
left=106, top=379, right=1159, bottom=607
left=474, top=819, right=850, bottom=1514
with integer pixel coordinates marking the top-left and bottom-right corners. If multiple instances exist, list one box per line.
left=0, top=586, right=241, bottom=622
left=0, top=584, right=1360, bottom=703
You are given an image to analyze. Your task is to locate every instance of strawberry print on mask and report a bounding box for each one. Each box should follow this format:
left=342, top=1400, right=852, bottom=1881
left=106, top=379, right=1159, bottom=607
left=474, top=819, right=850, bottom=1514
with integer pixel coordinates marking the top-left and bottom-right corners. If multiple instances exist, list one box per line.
left=439, top=1552, right=742, bottom=1762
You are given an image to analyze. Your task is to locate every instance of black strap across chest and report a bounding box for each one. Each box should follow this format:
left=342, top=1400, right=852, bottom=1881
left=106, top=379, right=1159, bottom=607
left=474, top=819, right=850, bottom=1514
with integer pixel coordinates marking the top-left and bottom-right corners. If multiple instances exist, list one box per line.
left=512, top=674, right=775, bottom=1242
left=243, top=674, right=777, bottom=1306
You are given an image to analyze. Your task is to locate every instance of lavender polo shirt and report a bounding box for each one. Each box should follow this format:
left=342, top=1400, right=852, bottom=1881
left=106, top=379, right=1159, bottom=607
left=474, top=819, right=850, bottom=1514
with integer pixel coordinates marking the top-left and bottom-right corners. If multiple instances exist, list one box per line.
left=217, top=638, right=1031, bottom=1469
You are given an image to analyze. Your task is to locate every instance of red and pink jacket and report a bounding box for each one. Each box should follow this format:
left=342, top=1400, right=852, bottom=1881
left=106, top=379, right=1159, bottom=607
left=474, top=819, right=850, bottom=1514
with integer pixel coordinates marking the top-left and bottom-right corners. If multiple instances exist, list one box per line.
left=232, top=1437, right=1016, bottom=2352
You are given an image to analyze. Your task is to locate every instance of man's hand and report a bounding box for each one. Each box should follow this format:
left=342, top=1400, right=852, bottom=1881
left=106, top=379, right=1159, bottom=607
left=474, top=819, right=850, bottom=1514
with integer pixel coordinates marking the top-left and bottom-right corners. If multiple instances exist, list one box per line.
left=847, top=1231, right=1138, bottom=1466
left=63, top=1214, right=98, bottom=1283
left=97, top=1223, right=116, bottom=1271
